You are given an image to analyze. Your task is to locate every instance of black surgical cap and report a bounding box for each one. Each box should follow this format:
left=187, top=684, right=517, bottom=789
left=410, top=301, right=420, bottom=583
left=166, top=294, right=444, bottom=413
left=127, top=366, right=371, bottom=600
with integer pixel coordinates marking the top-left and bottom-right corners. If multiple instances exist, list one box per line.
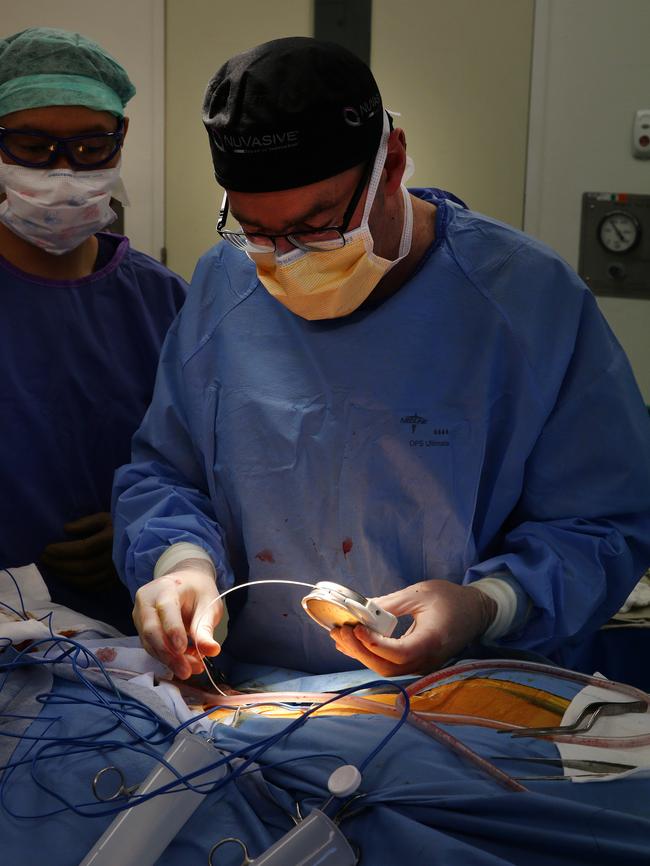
left=202, top=36, right=384, bottom=192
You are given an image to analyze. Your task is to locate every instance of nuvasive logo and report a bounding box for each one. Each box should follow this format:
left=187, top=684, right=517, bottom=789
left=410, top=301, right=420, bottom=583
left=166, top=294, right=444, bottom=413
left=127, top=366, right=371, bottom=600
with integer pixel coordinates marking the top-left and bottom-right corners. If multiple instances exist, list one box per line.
left=342, top=94, right=381, bottom=127
left=212, top=130, right=300, bottom=153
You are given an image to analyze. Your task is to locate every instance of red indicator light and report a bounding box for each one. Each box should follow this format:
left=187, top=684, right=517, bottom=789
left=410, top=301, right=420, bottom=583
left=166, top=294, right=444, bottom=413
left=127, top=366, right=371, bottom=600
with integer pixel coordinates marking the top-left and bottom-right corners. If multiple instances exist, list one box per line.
left=639, top=135, right=650, bottom=147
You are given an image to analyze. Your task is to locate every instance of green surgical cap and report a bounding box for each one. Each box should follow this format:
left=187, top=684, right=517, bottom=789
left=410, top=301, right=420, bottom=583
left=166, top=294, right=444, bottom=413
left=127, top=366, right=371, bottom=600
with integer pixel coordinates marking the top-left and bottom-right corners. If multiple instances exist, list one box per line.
left=0, top=27, right=135, bottom=118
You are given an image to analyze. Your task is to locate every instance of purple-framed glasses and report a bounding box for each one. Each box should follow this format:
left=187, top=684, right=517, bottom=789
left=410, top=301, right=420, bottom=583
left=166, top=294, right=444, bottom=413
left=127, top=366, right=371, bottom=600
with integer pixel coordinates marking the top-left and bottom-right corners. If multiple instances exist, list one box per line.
left=0, top=119, right=125, bottom=169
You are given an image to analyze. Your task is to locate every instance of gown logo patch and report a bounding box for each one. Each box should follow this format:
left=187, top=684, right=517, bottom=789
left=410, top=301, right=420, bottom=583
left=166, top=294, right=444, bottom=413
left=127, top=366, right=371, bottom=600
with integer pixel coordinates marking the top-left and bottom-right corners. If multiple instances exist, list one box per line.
left=401, top=413, right=450, bottom=447
left=401, top=413, right=428, bottom=434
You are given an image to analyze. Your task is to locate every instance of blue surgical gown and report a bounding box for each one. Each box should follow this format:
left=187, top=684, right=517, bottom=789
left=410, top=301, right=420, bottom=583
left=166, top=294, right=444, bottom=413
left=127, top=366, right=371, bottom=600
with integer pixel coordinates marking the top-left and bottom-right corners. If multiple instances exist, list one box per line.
left=0, top=233, right=186, bottom=570
left=112, top=192, right=650, bottom=673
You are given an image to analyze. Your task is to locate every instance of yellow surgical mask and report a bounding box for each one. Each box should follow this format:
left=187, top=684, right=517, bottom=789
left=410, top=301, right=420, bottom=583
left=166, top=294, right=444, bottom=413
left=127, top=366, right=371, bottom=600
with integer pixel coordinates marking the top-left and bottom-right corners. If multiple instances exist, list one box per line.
left=249, top=122, right=414, bottom=320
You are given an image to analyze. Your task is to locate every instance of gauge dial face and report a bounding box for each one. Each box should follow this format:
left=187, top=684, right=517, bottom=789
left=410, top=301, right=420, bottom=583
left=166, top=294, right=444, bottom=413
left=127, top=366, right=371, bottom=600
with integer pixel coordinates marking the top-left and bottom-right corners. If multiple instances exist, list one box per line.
left=598, top=211, right=641, bottom=253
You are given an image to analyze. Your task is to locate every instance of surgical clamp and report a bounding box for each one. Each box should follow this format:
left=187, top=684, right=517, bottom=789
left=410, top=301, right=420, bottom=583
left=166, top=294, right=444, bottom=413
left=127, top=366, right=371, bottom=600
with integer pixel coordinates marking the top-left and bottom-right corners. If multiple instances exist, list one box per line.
left=488, top=756, right=636, bottom=773
left=499, top=699, right=648, bottom=738
left=92, top=765, right=139, bottom=801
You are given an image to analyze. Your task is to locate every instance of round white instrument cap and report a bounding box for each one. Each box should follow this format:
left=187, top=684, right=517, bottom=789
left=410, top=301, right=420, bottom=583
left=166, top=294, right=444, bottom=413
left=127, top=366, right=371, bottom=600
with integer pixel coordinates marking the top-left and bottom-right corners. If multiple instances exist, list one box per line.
left=327, top=764, right=362, bottom=797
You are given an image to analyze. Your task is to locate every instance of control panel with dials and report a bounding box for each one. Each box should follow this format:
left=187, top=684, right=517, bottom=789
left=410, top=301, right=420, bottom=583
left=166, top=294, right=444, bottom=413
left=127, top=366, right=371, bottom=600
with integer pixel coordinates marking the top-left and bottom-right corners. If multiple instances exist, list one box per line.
left=578, top=192, right=650, bottom=299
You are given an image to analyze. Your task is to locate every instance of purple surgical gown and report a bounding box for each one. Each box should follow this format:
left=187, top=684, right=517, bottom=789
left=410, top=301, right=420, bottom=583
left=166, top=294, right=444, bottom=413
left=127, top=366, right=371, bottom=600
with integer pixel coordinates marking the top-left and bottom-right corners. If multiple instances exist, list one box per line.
left=0, top=233, right=186, bottom=575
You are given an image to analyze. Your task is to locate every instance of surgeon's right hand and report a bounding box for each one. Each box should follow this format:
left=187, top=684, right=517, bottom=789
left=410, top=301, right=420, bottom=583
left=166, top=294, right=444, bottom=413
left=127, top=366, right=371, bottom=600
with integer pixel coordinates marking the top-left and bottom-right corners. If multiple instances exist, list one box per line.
left=133, top=559, right=223, bottom=680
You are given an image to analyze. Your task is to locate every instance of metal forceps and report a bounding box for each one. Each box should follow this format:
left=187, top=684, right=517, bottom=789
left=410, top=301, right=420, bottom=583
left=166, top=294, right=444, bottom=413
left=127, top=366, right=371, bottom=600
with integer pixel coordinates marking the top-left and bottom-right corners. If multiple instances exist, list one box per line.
left=206, top=802, right=306, bottom=865
left=503, top=699, right=648, bottom=738
left=92, top=765, right=139, bottom=801
left=488, top=755, right=639, bottom=782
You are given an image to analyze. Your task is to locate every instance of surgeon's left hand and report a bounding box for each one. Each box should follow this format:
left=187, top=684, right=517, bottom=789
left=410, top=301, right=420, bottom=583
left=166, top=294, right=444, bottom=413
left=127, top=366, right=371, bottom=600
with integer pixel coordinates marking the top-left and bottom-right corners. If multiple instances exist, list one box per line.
left=329, top=579, right=497, bottom=677
left=39, top=512, right=116, bottom=590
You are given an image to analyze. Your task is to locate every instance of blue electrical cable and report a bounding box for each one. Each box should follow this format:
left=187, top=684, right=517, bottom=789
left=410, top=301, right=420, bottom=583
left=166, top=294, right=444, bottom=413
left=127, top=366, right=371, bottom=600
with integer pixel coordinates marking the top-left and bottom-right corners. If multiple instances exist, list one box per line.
left=0, top=599, right=30, bottom=620
left=0, top=675, right=410, bottom=819
left=1, top=635, right=158, bottom=741
left=0, top=573, right=412, bottom=822
left=236, top=752, right=347, bottom=779
left=1, top=568, right=28, bottom=617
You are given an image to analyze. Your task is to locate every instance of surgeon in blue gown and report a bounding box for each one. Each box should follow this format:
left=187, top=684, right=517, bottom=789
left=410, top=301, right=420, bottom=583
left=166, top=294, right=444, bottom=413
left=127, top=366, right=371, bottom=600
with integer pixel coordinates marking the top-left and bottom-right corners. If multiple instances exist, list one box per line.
left=113, top=37, right=650, bottom=675
left=0, top=28, right=186, bottom=631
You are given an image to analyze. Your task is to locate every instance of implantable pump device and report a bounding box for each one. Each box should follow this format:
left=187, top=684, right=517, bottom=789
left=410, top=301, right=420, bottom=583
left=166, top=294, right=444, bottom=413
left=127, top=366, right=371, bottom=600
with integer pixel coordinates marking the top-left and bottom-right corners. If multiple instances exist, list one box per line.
left=301, top=581, right=397, bottom=637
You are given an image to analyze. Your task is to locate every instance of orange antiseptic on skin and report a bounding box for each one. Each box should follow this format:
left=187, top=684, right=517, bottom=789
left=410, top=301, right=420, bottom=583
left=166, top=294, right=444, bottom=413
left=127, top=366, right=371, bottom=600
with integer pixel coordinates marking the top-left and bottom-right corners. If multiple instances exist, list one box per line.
left=205, top=677, right=569, bottom=729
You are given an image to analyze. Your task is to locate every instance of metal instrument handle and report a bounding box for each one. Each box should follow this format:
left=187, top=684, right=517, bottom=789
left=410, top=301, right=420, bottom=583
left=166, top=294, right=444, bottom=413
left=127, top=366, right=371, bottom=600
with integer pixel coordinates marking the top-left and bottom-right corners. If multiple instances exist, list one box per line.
left=208, top=837, right=252, bottom=866
left=506, top=699, right=648, bottom=737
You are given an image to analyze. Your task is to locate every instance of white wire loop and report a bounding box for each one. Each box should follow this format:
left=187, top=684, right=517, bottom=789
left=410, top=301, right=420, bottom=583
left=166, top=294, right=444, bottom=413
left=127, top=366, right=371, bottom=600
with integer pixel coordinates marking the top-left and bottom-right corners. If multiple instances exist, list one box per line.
left=193, top=579, right=316, bottom=695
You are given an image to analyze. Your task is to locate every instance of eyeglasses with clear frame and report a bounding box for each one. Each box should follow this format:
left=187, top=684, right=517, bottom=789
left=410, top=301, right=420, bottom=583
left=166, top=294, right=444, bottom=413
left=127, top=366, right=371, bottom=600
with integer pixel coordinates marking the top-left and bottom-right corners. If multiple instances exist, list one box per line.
left=0, top=119, right=125, bottom=169
left=216, top=161, right=371, bottom=254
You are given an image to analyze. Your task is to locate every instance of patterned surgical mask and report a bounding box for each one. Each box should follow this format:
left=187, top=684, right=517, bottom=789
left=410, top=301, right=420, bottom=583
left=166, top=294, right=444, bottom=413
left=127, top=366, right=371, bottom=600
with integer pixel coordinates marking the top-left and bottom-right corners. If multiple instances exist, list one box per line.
left=0, top=160, right=128, bottom=255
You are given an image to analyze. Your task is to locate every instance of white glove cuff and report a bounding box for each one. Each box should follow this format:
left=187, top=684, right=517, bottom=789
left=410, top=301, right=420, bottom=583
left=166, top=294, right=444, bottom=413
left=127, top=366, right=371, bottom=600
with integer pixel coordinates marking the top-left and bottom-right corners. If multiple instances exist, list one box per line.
left=471, top=576, right=518, bottom=641
left=153, top=542, right=216, bottom=579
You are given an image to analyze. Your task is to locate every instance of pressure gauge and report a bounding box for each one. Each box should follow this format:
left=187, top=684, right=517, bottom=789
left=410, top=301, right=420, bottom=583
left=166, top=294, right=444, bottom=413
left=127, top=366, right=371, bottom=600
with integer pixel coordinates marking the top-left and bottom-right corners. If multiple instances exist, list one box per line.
left=598, top=210, right=641, bottom=253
